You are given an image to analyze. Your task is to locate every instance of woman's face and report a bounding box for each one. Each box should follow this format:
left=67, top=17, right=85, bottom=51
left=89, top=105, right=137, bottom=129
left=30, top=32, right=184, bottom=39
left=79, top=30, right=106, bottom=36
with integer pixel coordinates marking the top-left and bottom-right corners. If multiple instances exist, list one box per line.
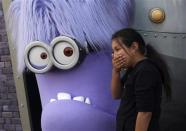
left=112, top=39, right=134, bottom=69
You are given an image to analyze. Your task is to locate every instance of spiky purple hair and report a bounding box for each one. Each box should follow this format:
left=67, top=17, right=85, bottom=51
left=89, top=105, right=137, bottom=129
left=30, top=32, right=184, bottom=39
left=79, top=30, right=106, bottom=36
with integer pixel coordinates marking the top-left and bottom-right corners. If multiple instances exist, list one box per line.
left=7, top=0, right=134, bottom=72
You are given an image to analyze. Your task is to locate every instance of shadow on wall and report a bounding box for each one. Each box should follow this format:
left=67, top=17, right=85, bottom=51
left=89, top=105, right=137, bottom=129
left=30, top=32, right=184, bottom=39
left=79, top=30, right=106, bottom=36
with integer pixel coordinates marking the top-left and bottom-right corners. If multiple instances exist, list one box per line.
left=24, top=70, right=42, bottom=131
left=160, top=55, right=186, bottom=131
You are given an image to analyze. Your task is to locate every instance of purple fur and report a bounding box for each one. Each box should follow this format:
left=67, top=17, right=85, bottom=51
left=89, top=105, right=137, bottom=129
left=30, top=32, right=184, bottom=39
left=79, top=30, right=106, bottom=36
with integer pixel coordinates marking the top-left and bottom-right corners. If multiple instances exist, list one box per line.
left=7, top=0, right=134, bottom=72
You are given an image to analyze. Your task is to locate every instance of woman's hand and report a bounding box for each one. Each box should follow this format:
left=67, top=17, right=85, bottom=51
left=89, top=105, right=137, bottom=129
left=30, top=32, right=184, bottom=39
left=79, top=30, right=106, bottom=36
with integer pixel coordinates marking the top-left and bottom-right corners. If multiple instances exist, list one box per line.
left=112, top=54, right=125, bottom=72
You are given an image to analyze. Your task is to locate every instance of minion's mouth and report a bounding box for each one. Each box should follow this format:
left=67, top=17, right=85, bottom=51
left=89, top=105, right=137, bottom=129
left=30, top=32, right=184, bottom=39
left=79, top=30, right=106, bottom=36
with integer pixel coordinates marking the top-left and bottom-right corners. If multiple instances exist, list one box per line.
left=48, top=92, right=116, bottom=116
left=42, top=97, right=116, bottom=131
left=49, top=92, right=91, bottom=105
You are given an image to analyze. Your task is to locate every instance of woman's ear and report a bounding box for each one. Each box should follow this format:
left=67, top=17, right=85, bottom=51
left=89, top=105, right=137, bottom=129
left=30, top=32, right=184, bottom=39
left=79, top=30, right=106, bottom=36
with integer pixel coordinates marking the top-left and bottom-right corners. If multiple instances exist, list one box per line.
left=131, top=42, right=139, bottom=52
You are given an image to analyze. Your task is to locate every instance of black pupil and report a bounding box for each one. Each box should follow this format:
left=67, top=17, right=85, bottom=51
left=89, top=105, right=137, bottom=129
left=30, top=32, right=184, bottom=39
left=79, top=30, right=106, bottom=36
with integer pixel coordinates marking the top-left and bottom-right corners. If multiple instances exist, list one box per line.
left=64, top=47, right=73, bottom=57
left=40, top=52, right=47, bottom=59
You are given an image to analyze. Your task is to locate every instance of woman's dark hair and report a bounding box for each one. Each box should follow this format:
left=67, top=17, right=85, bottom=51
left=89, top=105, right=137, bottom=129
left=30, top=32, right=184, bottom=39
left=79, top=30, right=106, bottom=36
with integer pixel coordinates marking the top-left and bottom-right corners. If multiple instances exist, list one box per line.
left=112, top=28, right=171, bottom=100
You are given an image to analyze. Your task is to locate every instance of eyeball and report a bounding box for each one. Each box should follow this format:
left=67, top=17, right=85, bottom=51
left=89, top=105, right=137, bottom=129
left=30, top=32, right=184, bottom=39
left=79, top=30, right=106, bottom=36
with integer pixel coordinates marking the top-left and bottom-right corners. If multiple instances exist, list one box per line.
left=24, top=41, right=53, bottom=73
left=50, top=36, right=82, bottom=70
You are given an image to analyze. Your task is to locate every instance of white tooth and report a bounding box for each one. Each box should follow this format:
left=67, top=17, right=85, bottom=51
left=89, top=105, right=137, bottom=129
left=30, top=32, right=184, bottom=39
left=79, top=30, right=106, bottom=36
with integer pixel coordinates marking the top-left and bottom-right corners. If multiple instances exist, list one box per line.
left=57, top=92, right=71, bottom=100
left=50, top=98, right=56, bottom=103
left=73, top=96, right=85, bottom=102
left=85, top=97, right=91, bottom=105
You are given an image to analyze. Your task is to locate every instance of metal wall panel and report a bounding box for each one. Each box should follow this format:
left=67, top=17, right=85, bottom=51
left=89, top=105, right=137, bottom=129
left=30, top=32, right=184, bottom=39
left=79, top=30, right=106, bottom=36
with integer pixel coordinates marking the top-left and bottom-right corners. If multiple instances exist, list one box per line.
left=132, top=0, right=186, bottom=130
left=132, top=0, right=186, bottom=33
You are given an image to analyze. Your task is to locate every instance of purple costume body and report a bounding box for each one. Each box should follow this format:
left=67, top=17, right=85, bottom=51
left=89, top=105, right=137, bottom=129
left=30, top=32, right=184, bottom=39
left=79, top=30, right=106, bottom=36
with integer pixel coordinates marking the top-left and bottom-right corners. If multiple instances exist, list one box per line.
left=8, top=0, right=134, bottom=130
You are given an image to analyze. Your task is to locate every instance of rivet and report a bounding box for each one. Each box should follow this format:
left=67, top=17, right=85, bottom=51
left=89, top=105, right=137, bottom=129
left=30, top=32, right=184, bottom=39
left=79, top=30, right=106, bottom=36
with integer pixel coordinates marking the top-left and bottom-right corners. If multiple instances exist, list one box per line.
left=183, top=36, right=186, bottom=39
left=144, top=34, right=148, bottom=37
left=154, top=34, right=158, bottom=38
left=173, top=36, right=177, bottom=38
left=149, top=8, right=165, bottom=24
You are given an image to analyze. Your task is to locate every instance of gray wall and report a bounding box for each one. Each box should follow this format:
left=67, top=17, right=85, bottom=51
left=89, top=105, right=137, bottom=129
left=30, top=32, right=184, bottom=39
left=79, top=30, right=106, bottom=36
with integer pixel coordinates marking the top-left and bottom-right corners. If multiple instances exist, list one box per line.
left=0, top=1, right=22, bottom=131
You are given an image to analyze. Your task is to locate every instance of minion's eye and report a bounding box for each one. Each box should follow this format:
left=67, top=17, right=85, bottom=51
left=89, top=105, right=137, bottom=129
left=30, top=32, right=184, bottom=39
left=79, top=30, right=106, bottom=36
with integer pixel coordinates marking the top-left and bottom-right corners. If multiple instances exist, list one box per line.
left=28, top=47, right=49, bottom=68
left=52, top=42, right=76, bottom=66
left=24, top=41, right=52, bottom=73
left=50, top=36, right=81, bottom=70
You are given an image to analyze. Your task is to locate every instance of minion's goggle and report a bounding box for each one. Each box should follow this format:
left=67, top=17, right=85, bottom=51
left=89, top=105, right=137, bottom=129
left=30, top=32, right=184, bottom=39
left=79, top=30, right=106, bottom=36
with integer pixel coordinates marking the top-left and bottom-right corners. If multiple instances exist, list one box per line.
left=24, top=36, right=91, bottom=73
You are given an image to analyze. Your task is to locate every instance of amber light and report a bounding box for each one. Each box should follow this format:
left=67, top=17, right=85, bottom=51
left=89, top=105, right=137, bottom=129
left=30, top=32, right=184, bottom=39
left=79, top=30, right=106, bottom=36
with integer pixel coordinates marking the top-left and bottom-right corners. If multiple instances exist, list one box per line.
left=149, top=8, right=165, bottom=23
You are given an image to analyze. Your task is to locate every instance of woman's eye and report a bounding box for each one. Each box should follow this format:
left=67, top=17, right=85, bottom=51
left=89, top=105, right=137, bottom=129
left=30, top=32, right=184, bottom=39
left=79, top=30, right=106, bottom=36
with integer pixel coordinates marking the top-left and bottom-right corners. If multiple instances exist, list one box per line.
left=24, top=41, right=53, bottom=73
left=115, top=48, right=120, bottom=52
left=50, top=36, right=80, bottom=70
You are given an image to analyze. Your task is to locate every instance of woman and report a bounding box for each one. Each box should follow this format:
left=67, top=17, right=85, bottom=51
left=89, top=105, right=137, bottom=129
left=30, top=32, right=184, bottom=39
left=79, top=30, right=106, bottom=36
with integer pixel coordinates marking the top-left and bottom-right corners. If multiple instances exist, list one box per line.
left=111, top=28, right=171, bottom=131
